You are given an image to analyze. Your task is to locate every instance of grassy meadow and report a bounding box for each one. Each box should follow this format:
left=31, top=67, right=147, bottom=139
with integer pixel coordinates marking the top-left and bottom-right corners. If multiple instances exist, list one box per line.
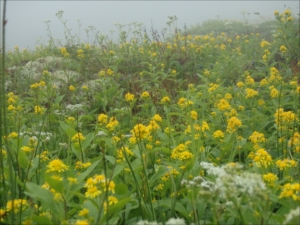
left=0, top=9, right=299, bottom=225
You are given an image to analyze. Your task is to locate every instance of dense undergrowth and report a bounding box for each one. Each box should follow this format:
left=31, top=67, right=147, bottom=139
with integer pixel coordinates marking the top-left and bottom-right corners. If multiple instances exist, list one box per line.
left=0, top=9, right=299, bottom=225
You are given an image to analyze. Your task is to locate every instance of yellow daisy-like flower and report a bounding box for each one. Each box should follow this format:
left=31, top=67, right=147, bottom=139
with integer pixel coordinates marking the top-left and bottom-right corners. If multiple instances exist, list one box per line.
left=21, top=146, right=33, bottom=153
left=69, top=85, right=76, bottom=91
left=75, top=219, right=89, bottom=225
left=85, top=186, right=101, bottom=198
left=190, top=110, right=198, bottom=120
left=78, top=208, right=89, bottom=217
left=213, top=130, right=225, bottom=139
left=263, top=173, right=278, bottom=186
left=161, top=96, right=170, bottom=104
left=34, top=105, right=44, bottom=114
left=152, top=114, right=162, bottom=122
left=98, top=113, right=108, bottom=125
left=71, top=133, right=85, bottom=142
left=46, top=159, right=69, bottom=173
left=141, top=91, right=150, bottom=98
left=125, top=92, right=135, bottom=102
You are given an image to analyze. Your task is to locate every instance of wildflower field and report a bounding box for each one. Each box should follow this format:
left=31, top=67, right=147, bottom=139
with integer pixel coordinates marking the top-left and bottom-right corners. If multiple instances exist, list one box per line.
left=0, top=9, right=299, bottom=225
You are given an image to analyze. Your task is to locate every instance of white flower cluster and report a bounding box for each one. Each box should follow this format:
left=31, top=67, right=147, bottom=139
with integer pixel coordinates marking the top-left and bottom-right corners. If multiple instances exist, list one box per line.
left=136, top=218, right=186, bottom=225
left=66, top=104, right=83, bottom=112
left=19, top=131, right=52, bottom=142
left=199, top=162, right=266, bottom=199
left=283, top=206, right=300, bottom=225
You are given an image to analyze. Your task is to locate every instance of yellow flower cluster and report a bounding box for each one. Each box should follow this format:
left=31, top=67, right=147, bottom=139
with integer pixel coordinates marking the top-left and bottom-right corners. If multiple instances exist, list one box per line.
left=60, top=47, right=70, bottom=57
left=84, top=174, right=116, bottom=198
left=171, top=143, right=193, bottom=161
left=226, top=116, right=242, bottom=133
left=177, top=97, right=194, bottom=108
left=6, top=199, right=27, bottom=213
left=46, top=159, right=69, bottom=173
left=161, top=96, right=170, bottom=104
left=125, top=92, right=135, bottom=102
left=249, top=148, right=272, bottom=168
left=260, top=40, right=271, bottom=48
left=245, top=88, right=258, bottom=98
left=217, top=99, right=231, bottom=111
left=21, top=146, right=33, bottom=153
left=245, top=75, right=255, bottom=85
left=274, top=108, right=298, bottom=129
left=106, top=117, right=119, bottom=131
left=117, top=146, right=134, bottom=162
left=263, top=173, right=278, bottom=186
left=141, top=91, right=150, bottom=98
left=249, top=131, right=266, bottom=149
left=130, top=124, right=150, bottom=143
left=269, top=86, right=279, bottom=98
left=208, top=83, right=219, bottom=92
left=97, top=113, right=119, bottom=131
left=213, top=130, right=225, bottom=139
left=71, top=132, right=85, bottom=142
left=7, top=92, right=22, bottom=112
left=280, top=45, right=287, bottom=53
left=189, top=110, right=198, bottom=120
left=289, top=132, right=300, bottom=153
left=269, top=67, right=282, bottom=83
left=161, top=166, right=180, bottom=181
left=75, top=161, right=91, bottom=170
left=30, top=81, right=46, bottom=90
left=34, top=105, right=44, bottom=114
left=98, top=113, right=108, bottom=125
left=276, top=159, right=298, bottom=170
left=279, top=183, right=300, bottom=201
left=77, top=49, right=84, bottom=58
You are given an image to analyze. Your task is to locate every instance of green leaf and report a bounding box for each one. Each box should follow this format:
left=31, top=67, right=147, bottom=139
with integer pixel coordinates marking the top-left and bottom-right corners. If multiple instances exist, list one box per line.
left=45, top=175, right=64, bottom=194
left=149, top=166, right=167, bottom=185
left=105, top=155, right=116, bottom=164
left=25, top=182, right=64, bottom=219
left=32, top=215, right=52, bottom=225
left=81, top=133, right=94, bottom=150
left=115, top=183, right=128, bottom=195
left=112, top=165, right=125, bottom=179
left=18, top=150, right=29, bottom=168
left=153, top=199, right=189, bottom=219
left=60, top=121, right=76, bottom=139
left=54, top=95, right=65, bottom=104
left=101, top=198, right=131, bottom=223
left=77, top=160, right=100, bottom=183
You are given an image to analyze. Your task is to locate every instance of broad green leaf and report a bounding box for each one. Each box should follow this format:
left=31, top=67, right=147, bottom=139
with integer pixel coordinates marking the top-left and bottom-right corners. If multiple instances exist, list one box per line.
left=112, top=164, right=125, bottom=179
left=25, top=182, right=64, bottom=219
left=60, top=121, right=76, bottom=139
left=101, top=198, right=131, bottom=223
left=149, top=166, right=167, bottom=185
left=54, top=95, right=65, bottom=104
left=115, top=183, right=128, bottom=195
left=45, top=175, right=64, bottom=194
left=81, top=133, right=94, bottom=150
left=77, top=160, right=100, bottom=183
left=18, top=150, right=29, bottom=168
left=153, top=199, right=189, bottom=219
left=105, top=155, right=116, bottom=164
left=32, top=215, right=52, bottom=225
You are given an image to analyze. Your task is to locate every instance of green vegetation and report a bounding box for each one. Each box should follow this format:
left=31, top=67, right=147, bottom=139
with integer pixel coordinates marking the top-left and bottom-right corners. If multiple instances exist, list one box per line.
left=0, top=9, right=299, bottom=225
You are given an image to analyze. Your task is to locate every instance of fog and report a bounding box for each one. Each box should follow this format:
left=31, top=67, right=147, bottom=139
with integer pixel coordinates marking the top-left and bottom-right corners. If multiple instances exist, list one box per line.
left=2, top=1, right=299, bottom=50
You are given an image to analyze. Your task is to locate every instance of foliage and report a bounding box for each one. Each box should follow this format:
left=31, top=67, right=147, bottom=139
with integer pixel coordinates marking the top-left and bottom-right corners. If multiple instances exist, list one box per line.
left=0, top=9, right=299, bottom=225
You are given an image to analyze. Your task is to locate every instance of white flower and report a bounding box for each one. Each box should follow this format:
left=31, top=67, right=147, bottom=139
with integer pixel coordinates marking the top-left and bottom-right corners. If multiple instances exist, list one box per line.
left=165, top=218, right=186, bottom=225
left=96, top=131, right=107, bottom=136
left=283, top=206, right=300, bottom=225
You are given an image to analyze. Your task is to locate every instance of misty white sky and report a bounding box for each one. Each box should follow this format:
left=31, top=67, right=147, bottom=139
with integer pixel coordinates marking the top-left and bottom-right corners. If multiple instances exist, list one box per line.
left=2, top=1, right=299, bottom=50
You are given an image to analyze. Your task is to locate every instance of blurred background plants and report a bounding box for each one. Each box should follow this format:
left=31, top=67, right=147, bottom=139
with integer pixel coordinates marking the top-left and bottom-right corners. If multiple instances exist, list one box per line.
left=0, top=8, right=299, bottom=225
